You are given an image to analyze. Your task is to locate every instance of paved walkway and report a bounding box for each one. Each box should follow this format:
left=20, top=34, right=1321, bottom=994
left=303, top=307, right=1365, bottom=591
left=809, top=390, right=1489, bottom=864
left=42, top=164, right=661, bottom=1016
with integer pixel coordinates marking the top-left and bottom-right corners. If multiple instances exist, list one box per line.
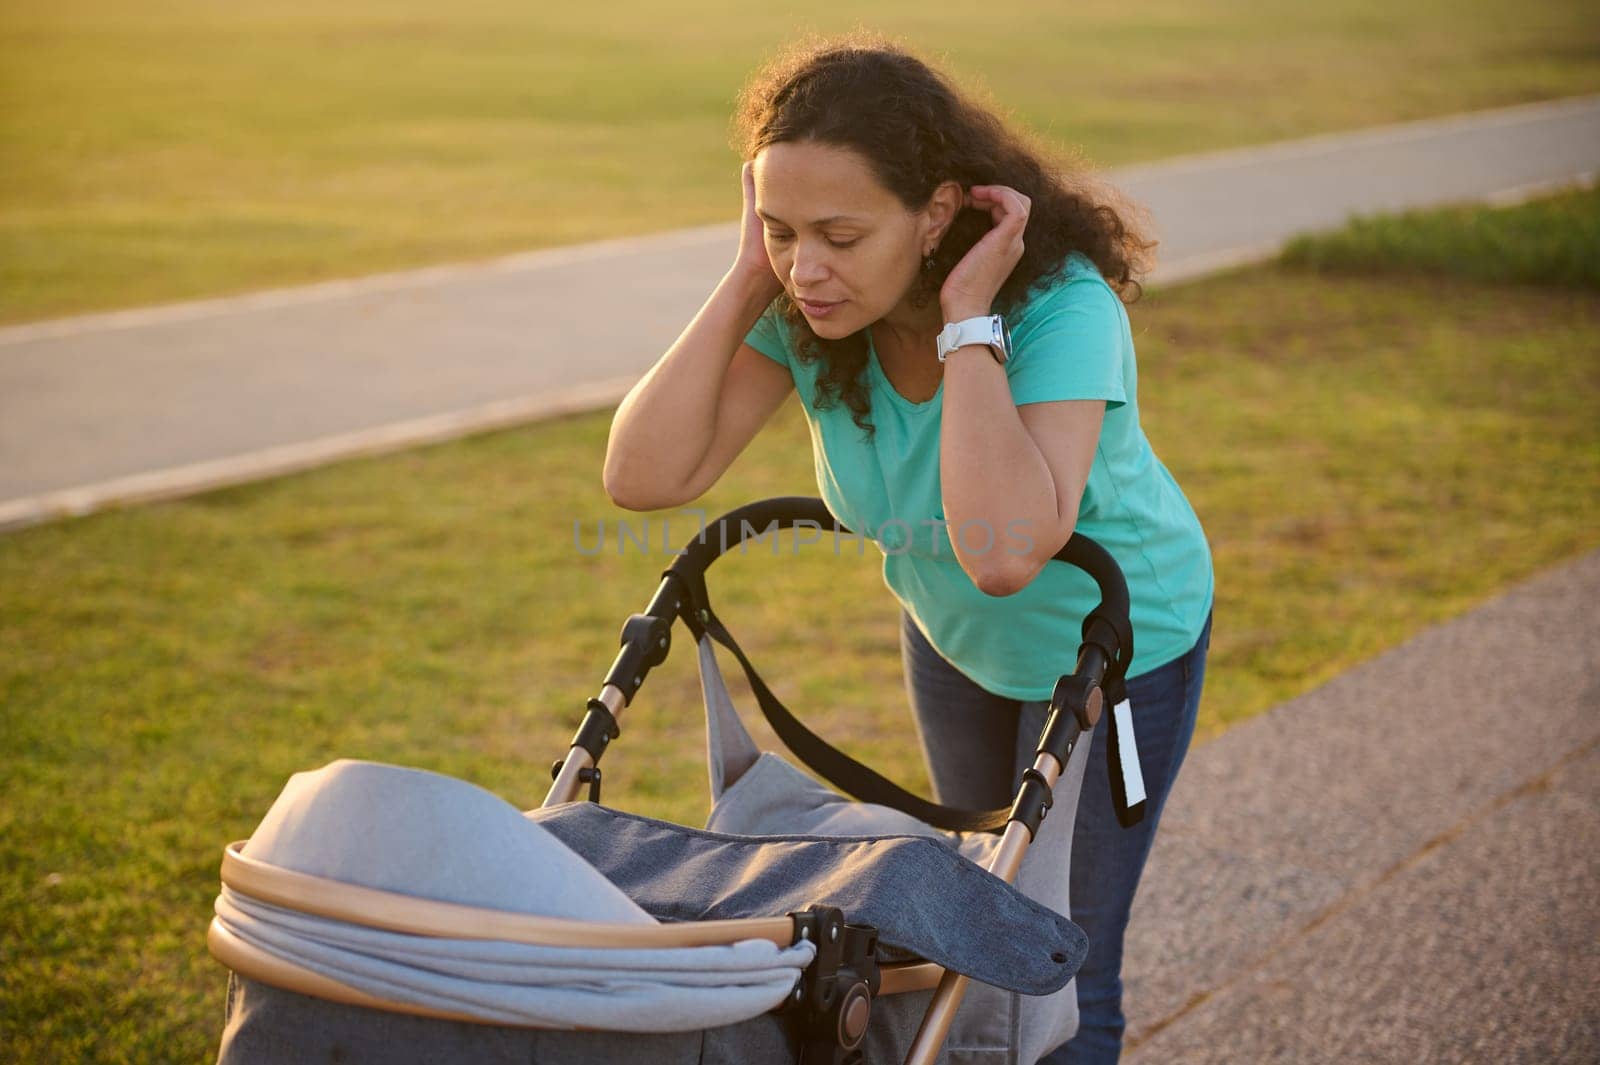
left=2, top=95, right=1598, bottom=529
left=1121, top=549, right=1600, bottom=1063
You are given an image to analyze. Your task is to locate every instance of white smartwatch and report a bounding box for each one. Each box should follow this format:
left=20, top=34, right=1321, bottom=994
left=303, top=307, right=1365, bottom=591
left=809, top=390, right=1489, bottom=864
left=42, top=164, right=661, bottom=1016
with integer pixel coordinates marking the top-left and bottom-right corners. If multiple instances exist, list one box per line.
left=936, top=314, right=1011, bottom=365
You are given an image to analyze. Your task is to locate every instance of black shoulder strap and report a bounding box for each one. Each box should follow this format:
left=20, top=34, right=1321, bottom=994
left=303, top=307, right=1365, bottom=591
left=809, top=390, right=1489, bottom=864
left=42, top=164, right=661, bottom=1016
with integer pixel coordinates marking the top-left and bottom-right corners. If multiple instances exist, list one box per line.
left=689, top=598, right=1146, bottom=833
left=694, top=607, right=1014, bottom=834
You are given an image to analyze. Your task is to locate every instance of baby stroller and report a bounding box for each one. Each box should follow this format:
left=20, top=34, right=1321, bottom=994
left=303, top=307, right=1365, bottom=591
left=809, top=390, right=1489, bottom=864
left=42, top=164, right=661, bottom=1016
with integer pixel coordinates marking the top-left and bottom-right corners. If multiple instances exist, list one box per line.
left=209, top=497, right=1138, bottom=1064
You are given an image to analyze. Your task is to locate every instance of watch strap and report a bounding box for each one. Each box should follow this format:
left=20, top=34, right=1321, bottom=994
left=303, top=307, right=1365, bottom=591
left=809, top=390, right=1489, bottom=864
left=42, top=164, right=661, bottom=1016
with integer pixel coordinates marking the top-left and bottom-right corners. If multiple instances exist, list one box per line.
left=937, top=315, right=1007, bottom=364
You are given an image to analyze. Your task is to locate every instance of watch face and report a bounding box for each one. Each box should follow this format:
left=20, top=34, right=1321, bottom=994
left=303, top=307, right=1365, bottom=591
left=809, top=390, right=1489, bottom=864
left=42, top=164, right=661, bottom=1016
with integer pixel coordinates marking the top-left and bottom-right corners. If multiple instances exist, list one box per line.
left=992, top=316, right=1013, bottom=361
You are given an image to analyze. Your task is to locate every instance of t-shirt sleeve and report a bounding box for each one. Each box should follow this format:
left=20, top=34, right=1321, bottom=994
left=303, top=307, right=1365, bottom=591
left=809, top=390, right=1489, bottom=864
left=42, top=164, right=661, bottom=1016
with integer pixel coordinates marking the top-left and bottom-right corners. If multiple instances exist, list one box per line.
left=743, top=302, right=791, bottom=369
left=1005, top=278, right=1128, bottom=410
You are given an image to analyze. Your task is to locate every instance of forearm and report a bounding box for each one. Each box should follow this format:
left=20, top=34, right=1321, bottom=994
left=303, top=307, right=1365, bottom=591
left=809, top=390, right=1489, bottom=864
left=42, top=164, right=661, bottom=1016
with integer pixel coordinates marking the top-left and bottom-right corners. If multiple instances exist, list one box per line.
left=939, top=350, right=1072, bottom=594
left=604, top=267, right=777, bottom=506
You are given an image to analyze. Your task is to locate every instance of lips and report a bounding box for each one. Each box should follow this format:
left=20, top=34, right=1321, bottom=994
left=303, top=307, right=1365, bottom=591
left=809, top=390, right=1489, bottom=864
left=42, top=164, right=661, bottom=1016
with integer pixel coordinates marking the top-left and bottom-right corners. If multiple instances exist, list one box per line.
left=797, top=297, right=843, bottom=317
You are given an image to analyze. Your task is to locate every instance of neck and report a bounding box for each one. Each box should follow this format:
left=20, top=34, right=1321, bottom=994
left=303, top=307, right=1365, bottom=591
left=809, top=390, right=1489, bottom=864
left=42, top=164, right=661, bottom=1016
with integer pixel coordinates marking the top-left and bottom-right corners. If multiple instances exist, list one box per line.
left=876, top=295, right=944, bottom=353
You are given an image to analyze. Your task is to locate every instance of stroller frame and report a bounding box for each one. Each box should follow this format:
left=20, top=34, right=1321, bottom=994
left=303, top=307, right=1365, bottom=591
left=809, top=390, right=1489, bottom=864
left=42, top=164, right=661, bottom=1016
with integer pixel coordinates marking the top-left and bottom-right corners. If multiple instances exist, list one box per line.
left=211, top=496, right=1133, bottom=1065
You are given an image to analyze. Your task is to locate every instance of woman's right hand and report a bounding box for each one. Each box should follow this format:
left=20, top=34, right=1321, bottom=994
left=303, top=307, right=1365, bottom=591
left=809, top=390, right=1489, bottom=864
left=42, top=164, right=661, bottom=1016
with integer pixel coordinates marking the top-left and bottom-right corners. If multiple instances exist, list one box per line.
left=733, top=161, right=784, bottom=301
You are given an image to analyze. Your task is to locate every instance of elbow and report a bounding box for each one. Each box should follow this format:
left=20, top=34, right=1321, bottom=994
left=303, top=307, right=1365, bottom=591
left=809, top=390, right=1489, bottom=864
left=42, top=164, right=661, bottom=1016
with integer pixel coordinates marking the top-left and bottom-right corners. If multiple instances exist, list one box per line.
left=602, top=471, right=660, bottom=513
left=602, top=436, right=654, bottom=510
left=601, top=456, right=651, bottom=512
left=966, top=515, right=1075, bottom=597
left=602, top=463, right=693, bottom=513
left=601, top=459, right=635, bottom=510
left=603, top=482, right=647, bottom=513
left=970, top=558, right=1037, bottom=599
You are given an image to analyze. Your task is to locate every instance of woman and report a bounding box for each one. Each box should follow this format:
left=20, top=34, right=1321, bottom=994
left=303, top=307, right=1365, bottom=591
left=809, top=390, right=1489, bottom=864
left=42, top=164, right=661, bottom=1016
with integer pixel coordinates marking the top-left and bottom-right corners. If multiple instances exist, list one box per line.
left=603, top=37, right=1213, bottom=1065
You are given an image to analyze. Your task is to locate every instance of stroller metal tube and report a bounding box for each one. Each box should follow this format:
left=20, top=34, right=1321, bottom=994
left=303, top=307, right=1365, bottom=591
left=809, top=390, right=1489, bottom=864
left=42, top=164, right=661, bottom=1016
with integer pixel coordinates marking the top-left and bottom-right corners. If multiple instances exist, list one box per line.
left=544, top=685, right=627, bottom=807
left=878, top=961, right=945, bottom=995
left=546, top=573, right=689, bottom=808
left=904, top=712, right=1085, bottom=1064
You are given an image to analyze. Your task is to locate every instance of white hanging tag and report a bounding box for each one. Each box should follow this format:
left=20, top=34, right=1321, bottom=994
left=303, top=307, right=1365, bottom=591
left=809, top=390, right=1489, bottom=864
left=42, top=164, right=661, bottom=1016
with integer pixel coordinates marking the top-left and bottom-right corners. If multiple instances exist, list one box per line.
left=1112, top=698, right=1146, bottom=808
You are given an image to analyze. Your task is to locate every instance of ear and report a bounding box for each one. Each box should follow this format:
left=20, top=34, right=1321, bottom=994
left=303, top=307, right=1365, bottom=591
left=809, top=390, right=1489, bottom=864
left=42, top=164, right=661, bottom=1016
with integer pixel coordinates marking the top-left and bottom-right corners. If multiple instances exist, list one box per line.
left=920, top=180, right=964, bottom=254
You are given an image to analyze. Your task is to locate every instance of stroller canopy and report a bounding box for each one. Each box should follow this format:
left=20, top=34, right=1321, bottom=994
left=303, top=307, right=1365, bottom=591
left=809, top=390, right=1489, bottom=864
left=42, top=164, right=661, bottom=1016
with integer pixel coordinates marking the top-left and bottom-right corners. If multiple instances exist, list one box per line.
left=214, top=759, right=817, bottom=1031
left=213, top=756, right=1084, bottom=1033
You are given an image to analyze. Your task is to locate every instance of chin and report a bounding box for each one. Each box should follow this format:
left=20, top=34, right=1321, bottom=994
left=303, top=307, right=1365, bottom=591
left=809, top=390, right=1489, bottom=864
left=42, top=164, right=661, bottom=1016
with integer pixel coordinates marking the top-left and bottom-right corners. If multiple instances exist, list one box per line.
left=799, top=305, right=870, bottom=341
left=806, top=319, right=856, bottom=341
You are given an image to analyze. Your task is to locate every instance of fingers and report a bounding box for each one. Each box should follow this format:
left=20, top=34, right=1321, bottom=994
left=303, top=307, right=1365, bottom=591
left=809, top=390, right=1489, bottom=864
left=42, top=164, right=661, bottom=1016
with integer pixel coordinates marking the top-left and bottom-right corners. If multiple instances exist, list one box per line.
left=965, top=184, right=1031, bottom=231
left=967, top=184, right=1029, bottom=208
left=968, top=186, right=1030, bottom=226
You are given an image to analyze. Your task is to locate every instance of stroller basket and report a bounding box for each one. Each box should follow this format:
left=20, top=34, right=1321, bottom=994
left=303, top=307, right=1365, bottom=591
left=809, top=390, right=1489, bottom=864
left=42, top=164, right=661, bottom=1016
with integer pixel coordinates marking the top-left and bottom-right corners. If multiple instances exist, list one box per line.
left=211, top=497, right=1134, bottom=1065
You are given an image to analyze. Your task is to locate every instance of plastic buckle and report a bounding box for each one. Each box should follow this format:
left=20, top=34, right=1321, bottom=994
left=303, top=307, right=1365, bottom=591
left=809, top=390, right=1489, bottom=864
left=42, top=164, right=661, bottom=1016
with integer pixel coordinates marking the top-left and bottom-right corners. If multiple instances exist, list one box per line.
left=548, top=760, right=603, bottom=803
left=781, top=906, right=880, bottom=1065
left=1049, top=673, right=1103, bottom=733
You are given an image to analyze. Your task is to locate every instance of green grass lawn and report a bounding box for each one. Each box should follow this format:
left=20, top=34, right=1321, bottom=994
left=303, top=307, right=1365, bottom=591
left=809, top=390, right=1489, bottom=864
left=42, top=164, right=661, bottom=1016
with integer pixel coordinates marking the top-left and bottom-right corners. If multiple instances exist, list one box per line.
left=1282, top=182, right=1600, bottom=288
left=2, top=193, right=1598, bottom=1059
left=3, top=0, right=1599, bottom=324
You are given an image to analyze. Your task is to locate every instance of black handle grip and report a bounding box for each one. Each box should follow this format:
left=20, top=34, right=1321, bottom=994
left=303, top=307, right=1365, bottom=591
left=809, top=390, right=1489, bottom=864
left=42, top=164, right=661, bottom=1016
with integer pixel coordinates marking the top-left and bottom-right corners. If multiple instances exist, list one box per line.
left=667, top=496, right=849, bottom=575
left=1050, top=533, right=1130, bottom=644
left=667, top=497, right=1128, bottom=636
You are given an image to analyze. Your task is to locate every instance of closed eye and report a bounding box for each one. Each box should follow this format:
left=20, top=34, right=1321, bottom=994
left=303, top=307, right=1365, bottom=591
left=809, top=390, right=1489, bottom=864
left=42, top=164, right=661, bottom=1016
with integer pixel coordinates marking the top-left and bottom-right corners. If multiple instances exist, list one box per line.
left=765, top=232, right=858, bottom=250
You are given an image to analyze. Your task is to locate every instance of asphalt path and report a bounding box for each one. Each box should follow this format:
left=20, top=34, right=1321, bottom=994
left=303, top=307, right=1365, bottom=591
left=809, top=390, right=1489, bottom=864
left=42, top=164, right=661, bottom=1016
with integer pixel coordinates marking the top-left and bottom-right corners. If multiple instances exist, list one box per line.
left=1120, top=549, right=1599, bottom=1063
left=1, top=95, right=1597, bottom=529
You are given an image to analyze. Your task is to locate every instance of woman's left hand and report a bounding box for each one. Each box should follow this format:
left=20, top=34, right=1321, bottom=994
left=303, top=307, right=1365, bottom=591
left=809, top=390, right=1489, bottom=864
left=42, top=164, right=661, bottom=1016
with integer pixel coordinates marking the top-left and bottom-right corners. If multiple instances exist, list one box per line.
left=939, top=184, right=1030, bottom=321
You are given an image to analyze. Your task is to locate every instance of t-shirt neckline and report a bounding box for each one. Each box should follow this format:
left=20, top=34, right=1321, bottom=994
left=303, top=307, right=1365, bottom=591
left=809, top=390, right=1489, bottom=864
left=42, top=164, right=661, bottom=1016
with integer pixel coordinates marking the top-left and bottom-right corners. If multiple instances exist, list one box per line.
left=866, top=328, right=943, bottom=413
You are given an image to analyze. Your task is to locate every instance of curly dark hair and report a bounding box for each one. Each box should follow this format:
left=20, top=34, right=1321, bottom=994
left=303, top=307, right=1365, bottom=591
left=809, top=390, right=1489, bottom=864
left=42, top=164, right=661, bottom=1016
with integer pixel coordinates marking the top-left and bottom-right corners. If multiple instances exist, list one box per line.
left=733, top=34, right=1155, bottom=439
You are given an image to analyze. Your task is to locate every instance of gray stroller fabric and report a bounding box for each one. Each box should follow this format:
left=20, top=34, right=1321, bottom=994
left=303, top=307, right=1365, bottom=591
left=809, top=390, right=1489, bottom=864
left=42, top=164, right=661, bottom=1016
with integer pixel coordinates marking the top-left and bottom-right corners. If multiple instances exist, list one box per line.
left=527, top=800, right=1083, bottom=995
left=694, top=635, right=1092, bottom=1063
left=220, top=974, right=900, bottom=1065
left=242, top=757, right=650, bottom=919
left=216, top=759, right=816, bottom=1031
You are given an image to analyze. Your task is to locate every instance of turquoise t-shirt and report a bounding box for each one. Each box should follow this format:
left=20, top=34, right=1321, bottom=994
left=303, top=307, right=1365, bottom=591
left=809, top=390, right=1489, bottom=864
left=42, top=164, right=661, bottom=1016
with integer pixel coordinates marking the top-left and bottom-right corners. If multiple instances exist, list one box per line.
left=744, top=252, right=1213, bottom=698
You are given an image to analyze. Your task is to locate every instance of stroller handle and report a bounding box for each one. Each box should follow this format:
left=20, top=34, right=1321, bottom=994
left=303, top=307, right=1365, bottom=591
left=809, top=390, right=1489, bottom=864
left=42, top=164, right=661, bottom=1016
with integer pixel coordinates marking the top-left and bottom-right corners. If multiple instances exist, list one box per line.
left=664, top=495, right=1130, bottom=624
left=549, top=497, right=1140, bottom=1063
left=551, top=497, right=1134, bottom=824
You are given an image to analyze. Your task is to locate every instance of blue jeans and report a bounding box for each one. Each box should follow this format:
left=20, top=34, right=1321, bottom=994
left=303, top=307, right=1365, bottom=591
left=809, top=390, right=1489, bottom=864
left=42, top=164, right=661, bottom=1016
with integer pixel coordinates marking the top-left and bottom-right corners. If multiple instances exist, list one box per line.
left=900, top=608, right=1212, bottom=1064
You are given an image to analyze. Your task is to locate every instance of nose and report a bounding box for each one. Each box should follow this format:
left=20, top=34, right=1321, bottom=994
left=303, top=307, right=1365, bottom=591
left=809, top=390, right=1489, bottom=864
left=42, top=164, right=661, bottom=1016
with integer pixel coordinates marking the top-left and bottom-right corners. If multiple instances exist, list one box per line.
left=789, top=240, right=830, bottom=288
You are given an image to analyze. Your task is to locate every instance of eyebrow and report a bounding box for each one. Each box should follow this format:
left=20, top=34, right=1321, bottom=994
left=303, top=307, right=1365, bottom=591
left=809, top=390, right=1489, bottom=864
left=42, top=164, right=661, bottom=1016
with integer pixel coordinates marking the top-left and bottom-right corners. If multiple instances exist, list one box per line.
left=755, top=210, right=865, bottom=227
